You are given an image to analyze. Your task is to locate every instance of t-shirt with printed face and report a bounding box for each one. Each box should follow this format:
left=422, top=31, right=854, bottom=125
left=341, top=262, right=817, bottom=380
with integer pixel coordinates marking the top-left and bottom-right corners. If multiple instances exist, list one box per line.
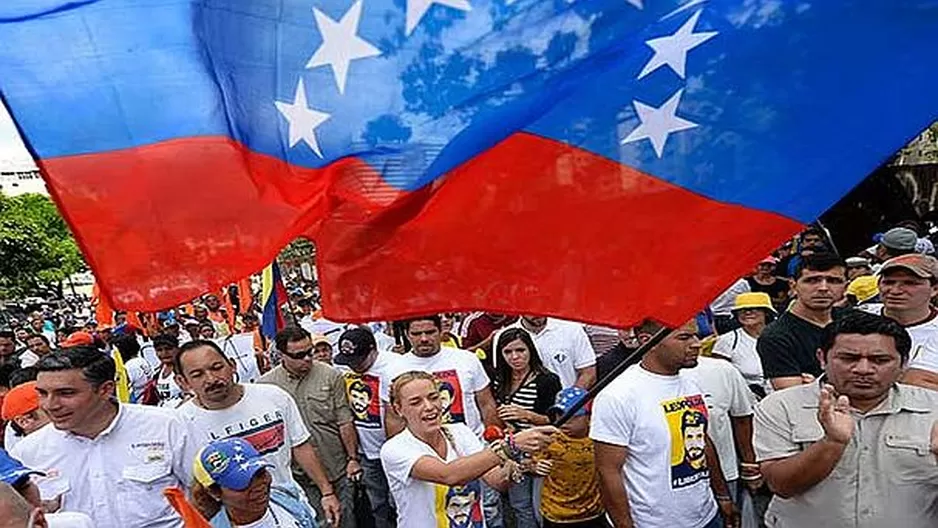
left=590, top=364, right=718, bottom=528
left=335, top=351, right=403, bottom=460
left=177, top=383, right=311, bottom=492
left=381, top=423, right=486, bottom=528
left=383, top=347, right=490, bottom=436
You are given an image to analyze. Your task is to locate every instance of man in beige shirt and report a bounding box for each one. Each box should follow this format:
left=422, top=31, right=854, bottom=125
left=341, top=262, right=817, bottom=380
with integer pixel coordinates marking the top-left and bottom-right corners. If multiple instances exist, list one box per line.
left=261, top=326, right=361, bottom=528
left=754, top=311, right=938, bottom=528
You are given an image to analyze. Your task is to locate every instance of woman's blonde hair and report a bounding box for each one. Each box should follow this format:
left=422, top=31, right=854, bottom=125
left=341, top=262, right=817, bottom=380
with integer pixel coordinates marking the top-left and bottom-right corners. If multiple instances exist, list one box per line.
left=389, top=370, right=438, bottom=406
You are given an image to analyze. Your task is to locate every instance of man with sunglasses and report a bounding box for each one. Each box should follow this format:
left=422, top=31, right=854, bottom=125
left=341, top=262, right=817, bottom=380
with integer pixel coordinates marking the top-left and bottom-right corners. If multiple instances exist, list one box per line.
left=259, top=327, right=359, bottom=528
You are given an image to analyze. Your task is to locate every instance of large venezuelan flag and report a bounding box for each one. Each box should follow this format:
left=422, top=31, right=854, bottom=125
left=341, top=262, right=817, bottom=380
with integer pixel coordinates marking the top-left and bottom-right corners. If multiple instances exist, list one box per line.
left=1, top=1, right=937, bottom=327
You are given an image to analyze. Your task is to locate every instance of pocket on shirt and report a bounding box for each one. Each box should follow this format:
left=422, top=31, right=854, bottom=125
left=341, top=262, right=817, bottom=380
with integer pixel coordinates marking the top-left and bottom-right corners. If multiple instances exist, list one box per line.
left=118, top=463, right=176, bottom=521
left=305, top=390, right=335, bottom=424
left=884, top=434, right=935, bottom=483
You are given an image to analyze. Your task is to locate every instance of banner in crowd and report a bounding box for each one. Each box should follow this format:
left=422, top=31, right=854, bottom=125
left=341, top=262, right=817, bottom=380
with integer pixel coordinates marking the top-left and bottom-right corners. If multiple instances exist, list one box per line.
left=2, top=1, right=937, bottom=326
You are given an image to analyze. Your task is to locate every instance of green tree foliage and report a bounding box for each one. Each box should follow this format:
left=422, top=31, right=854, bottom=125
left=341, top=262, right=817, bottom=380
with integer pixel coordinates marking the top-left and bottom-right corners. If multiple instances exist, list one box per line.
left=0, top=193, right=85, bottom=297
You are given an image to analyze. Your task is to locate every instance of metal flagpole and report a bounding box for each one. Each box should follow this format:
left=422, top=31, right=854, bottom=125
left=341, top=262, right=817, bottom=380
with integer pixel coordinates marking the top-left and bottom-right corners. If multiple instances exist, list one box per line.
left=551, top=326, right=671, bottom=427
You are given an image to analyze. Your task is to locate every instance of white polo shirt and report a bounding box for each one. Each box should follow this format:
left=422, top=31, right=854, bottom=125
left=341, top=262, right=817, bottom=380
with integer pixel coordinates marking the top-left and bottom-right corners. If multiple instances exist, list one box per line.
left=507, top=319, right=596, bottom=388
left=10, top=404, right=195, bottom=528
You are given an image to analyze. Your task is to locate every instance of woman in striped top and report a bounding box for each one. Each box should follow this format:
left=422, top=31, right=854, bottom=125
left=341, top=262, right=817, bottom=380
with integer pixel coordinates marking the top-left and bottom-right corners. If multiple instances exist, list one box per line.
left=492, top=327, right=562, bottom=528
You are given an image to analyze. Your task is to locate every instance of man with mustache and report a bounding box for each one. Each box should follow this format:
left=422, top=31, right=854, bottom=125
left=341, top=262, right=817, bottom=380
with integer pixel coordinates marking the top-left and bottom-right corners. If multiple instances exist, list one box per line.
left=858, top=254, right=938, bottom=391
left=757, top=253, right=847, bottom=390
left=174, top=340, right=341, bottom=526
left=754, top=311, right=938, bottom=528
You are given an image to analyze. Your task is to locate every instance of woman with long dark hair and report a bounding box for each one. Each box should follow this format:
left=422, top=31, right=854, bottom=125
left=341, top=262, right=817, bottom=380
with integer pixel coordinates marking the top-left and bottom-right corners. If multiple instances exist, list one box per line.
left=492, top=328, right=561, bottom=528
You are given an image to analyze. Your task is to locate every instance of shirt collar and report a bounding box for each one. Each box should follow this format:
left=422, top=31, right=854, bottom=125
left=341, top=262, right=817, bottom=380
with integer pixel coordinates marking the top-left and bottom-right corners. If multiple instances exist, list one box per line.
left=66, top=402, right=124, bottom=441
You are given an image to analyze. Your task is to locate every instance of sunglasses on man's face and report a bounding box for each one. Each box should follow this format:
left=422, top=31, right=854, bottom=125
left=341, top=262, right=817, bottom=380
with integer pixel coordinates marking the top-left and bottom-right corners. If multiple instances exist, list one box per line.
left=281, top=347, right=314, bottom=360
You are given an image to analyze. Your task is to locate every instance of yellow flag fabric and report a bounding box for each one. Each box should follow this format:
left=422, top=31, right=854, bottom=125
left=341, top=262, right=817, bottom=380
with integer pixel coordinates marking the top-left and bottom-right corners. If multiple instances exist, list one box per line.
left=112, top=349, right=131, bottom=403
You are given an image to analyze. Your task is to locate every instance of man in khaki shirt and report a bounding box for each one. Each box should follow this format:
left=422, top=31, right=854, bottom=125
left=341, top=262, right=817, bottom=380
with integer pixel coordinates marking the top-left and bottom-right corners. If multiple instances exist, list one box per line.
left=261, top=326, right=361, bottom=528
left=754, top=311, right=938, bottom=528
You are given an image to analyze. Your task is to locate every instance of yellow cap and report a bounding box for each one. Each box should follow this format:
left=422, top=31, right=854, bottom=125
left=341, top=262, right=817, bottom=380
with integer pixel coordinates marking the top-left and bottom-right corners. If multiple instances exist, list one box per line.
left=732, top=292, right=776, bottom=314
left=847, top=275, right=879, bottom=303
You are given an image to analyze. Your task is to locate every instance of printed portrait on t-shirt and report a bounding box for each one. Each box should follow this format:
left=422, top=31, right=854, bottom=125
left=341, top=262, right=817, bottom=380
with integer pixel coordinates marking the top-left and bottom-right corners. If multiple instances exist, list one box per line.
left=433, top=370, right=466, bottom=425
left=435, top=480, right=484, bottom=528
left=662, top=394, right=710, bottom=489
left=343, top=373, right=381, bottom=428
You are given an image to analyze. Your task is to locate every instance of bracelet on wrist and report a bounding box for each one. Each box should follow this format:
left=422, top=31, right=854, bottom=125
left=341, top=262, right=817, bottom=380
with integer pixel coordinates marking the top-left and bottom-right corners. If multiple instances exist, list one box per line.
left=715, top=495, right=733, bottom=502
left=740, top=462, right=760, bottom=469
left=505, top=432, right=523, bottom=462
left=322, top=492, right=335, bottom=499
left=740, top=473, right=763, bottom=481
left=488, top=439, right=512, bottom=464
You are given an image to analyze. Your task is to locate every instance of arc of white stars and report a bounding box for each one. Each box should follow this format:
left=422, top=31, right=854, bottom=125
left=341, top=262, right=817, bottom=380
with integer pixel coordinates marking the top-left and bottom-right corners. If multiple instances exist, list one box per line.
left=274, top=78, right=331, bottom=158
left=620, top=89, right=698, bottom=158
left=406, top=0, right=471, bottom=36
left=306, top=0, right=381, bottom=94
left=638, top=9, right=717, bottom=80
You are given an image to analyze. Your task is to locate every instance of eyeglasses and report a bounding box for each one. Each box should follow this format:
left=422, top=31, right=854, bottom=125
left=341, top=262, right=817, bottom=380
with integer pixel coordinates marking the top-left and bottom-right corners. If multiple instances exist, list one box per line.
left=280, top=347, right=314, bottom=360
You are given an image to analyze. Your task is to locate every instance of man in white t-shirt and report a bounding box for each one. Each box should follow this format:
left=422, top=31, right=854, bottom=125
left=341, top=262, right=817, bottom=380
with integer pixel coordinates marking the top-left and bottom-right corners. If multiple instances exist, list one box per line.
left=509, top=317, right=596, bottom=389
left=152, top=334, right=186, bottom=408
left=859, top=254, right=938, bottom=391
left=685, top=355, right=760, bottom=516
left=174, top=340, right=340, bottom=526
left=384, top=316, right=503, bottom=528
left=591, top=319, right=737, bottom=528
left=333, top=327, right=402, bottom=528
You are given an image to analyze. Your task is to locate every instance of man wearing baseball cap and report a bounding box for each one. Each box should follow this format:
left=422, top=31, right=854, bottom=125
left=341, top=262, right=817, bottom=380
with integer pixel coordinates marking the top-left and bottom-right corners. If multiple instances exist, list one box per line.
left=191, top=437, right=315, bottom=528
left=860, top=254, right=938, bottom=391
left=333, top=327, right=403, bottom=528
left=1, top=382, right=49, bottom=450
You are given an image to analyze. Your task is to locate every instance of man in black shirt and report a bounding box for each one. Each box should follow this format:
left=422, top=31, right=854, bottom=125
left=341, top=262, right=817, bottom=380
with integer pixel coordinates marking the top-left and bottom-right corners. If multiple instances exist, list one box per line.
left=758, top=253, right=847, bottom=390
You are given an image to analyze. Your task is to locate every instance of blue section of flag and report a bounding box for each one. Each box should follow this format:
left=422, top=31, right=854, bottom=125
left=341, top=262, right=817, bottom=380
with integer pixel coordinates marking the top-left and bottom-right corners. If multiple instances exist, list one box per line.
left=2, top=0, right=937, bottom=223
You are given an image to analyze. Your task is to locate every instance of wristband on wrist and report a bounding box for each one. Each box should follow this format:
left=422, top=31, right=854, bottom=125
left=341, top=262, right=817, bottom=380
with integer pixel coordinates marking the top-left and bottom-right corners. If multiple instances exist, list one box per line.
left=322, top=492, right=335, bottom=499
left=715, top=495, right=733, bottom=502
left=740, top=462, right=760, bottom=469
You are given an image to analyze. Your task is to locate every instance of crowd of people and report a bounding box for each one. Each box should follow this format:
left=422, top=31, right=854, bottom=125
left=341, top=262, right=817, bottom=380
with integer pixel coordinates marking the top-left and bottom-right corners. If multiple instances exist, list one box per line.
left=2, top=222, right=938, bottom=528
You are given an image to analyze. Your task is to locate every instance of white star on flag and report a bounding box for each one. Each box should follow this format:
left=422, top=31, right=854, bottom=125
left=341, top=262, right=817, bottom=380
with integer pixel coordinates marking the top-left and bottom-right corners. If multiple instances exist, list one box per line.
left=233, top=454, right=245, bottom=462
left=621, top=89, right=698, bottom=158
left=406, top=0, right=471, bottom=36
left=275, top=78, right=331, bottom=157
left=306, top=0, right=381, bottom=94
left=638, top=9, right=717, bottom=80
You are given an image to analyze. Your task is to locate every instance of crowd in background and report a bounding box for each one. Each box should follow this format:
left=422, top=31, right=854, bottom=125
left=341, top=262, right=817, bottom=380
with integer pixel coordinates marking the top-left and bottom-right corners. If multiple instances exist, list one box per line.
left=1, top=221, right=938, bottom=527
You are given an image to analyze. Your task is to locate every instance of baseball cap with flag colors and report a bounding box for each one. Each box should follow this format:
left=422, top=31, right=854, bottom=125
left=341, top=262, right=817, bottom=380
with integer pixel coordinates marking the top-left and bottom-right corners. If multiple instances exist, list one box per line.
left=192, top=437, right=272, bottom=491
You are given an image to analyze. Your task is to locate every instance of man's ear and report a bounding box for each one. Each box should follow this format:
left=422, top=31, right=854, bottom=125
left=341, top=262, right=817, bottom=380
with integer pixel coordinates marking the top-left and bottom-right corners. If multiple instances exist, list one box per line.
left=98, top=380, right=116, bottom=399
left=816, top=348, right=827, bottom=369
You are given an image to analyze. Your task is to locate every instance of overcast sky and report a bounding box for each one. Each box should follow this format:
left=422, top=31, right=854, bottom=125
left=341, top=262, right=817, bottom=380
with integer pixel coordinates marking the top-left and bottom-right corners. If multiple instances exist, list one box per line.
left=0, top=101, right=36, bottom=171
